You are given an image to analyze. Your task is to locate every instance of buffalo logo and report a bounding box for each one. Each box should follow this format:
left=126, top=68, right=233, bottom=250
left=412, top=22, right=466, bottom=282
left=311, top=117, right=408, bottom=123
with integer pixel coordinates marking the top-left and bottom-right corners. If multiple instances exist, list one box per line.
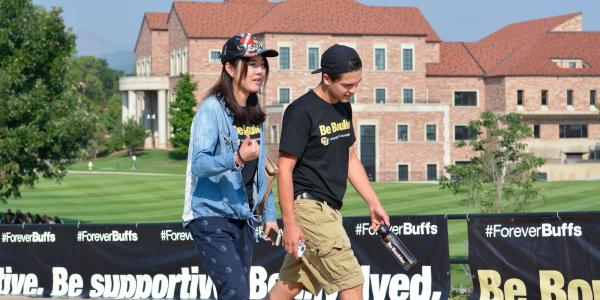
left=321, top=137, right=329, bottom=146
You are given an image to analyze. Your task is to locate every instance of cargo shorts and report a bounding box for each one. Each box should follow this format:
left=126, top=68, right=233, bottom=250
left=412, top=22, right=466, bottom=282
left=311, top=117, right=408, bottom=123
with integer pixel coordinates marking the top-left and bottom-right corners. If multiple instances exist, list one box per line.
left=278, top=197, right=363, bottom=295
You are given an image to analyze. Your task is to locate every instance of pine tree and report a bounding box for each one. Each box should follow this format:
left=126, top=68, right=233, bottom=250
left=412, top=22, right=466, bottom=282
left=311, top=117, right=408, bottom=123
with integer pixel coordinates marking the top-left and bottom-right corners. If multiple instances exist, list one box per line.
left=169, top=73, right=198, bottom=158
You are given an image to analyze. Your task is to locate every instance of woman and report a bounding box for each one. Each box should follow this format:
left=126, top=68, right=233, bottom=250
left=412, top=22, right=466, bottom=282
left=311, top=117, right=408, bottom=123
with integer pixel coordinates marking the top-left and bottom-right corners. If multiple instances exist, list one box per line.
left=182, top=33, right=279, bottom=300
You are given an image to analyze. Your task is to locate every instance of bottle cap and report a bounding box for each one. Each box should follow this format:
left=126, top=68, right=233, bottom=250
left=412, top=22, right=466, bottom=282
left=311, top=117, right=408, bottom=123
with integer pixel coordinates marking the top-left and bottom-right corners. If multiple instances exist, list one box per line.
left=377, top=224, right=390, bottom=235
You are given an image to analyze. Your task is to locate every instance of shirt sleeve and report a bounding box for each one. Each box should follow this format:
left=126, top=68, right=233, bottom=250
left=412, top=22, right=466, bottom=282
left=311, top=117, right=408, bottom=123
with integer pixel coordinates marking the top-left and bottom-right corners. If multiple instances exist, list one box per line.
left=279, top=104, right=311, bottom=159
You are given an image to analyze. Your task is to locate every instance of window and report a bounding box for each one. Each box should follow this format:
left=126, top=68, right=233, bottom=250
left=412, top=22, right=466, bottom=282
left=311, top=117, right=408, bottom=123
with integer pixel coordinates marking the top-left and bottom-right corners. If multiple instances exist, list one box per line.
left=279, top=46, right=290, bottom=70
left=569, top=61, right=577, bottom=68
left=455, top=125, right=476, bottom=140
left=176, top=51, right=181, bottom=75
left=308, top=47, right=319, bottom=71
left=170, top=52, right=175, bottom=76
left=375, top=88, right=386, bottom=104
left=517, top=90, right=524, bottom=106
left=559, top=124, right=588, bottom=138
left=426, top=124, right=437, bottom=142
left=591, top=90, right=597, bottom=106
left=278, top=88, right=290, bottom=104
left=567, top=90, right=574, bottom=106
left=454, top=91, right=477, bottom=106
left=402, top=47, right=414, bottom=71
left=271, top=124, right=279, bottom=144
left=397, top=125, right=408, bottom=142
left=209, top=51, right=220, bottom=64
left=541, top=90, right=548, bottom=106
left=398, top=165, right=409, bottom=182
left=427, top=164, right=437, bottom=181
left=533, top=124, right=540, bottom=139
left=360, top=125, right=376, bottom=181
left=375, top=48, right=386, bottom=70
left=403, top=88, right=414, bottom=104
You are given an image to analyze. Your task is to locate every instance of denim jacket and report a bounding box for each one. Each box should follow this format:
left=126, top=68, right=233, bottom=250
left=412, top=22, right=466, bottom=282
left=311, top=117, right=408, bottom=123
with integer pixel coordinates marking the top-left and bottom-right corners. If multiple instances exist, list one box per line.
left=182, top=95, right=276, bottom=227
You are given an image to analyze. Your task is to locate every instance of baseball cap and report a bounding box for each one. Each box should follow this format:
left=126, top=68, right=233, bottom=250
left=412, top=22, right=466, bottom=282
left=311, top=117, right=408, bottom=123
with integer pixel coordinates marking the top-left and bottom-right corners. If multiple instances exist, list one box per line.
left=311, top=44, right=362, bottom=74
left=220, top=32, right=278, bottom=64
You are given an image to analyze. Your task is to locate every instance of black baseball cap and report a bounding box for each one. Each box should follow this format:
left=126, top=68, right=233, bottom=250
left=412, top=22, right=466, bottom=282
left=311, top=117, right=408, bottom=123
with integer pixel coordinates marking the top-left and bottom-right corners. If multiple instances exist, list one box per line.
left=220, top=32, right=278, bottom=64
left=311, top=44, right=362, bottom=74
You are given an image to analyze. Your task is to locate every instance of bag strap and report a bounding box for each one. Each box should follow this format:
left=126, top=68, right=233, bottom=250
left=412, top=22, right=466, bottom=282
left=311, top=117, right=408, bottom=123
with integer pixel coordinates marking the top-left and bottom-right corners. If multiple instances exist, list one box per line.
left=257, top=155, right=278, bottom=217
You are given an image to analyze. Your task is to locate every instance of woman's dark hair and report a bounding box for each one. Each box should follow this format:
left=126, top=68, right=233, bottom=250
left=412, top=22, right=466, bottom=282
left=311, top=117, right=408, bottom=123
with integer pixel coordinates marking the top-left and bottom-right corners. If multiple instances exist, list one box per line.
left=207, top=57, right=269, bottom=124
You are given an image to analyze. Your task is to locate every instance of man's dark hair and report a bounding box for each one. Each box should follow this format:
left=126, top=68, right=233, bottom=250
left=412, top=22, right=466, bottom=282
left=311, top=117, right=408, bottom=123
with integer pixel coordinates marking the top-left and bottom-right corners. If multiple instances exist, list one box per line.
left=322, top=57, right=362, bottom=82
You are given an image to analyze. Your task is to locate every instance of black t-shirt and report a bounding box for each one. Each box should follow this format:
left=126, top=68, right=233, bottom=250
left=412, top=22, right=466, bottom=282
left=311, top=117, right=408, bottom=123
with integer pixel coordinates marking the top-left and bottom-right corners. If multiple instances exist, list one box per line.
left=279, top=90, right=356, bottom=209
left=234, top=116, right=260, bottom=206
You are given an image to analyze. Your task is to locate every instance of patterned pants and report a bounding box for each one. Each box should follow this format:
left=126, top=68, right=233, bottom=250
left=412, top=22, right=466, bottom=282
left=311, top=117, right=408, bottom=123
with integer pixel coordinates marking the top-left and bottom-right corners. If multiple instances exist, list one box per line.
left=189, top=217, right=255, bottom=300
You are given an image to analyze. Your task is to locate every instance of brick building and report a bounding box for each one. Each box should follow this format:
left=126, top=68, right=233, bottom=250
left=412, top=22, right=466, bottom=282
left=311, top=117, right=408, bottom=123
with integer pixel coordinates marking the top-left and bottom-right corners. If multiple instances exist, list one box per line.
left=119, top=0, right=600, bottom=181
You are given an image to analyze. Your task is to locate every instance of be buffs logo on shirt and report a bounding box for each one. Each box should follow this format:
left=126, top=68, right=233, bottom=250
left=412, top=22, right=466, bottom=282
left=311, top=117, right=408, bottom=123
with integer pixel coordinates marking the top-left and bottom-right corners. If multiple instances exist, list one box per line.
left=319, top=119, right=351, bottom=146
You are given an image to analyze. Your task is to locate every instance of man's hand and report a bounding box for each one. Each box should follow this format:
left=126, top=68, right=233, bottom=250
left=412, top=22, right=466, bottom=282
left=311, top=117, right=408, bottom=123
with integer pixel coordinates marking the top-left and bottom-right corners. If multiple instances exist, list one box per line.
left=282, top=221, right=305, bottom=258
left=368, top=202, right=390, bottom=232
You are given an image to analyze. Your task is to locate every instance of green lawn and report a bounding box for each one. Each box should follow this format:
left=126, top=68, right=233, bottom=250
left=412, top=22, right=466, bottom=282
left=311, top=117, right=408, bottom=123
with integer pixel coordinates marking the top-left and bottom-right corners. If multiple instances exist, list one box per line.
left=69, top=150, right=186, bottom=174
left=4, top=150, right=600, bottom=291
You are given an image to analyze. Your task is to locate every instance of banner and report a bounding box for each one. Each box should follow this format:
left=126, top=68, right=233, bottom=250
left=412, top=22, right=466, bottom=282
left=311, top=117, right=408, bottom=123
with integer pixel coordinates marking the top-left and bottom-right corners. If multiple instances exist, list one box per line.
left=0, top=216, right=449, bottom=299
left=468, top=213, right=600, bottom=300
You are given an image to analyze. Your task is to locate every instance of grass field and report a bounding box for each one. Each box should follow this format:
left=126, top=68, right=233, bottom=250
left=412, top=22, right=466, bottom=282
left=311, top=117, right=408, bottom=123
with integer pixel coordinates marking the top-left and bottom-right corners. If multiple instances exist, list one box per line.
left=4, top=150, right=600, bottom=291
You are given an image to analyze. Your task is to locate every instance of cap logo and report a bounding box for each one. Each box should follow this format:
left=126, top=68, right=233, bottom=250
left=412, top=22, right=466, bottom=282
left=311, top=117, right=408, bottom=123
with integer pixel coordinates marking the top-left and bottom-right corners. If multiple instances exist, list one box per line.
left=239, top=32, right=260, bottom=56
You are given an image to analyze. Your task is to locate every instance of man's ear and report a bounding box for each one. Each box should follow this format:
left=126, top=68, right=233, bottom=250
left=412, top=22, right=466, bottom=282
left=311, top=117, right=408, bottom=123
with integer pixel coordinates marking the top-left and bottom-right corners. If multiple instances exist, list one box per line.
left=224, top=62, right=236, bottom=78
left=322, top=73, right=332, bottom=86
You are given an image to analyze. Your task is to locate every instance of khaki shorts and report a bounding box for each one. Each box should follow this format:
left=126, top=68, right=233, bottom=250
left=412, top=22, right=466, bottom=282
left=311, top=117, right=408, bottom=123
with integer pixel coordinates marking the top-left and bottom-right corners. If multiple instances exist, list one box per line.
left=278, top=198, right=363, bottom=295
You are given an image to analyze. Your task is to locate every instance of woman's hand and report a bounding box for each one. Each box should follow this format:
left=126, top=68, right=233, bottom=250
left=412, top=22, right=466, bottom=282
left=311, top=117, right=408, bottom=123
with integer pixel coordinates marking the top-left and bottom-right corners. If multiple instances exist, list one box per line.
left=263, top=221, right=280, bottom=246
left=239, top=135, right=259, bottom=162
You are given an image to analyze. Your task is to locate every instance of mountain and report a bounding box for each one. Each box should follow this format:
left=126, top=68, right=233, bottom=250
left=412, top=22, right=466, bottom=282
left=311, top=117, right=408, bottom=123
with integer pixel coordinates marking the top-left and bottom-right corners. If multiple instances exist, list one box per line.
left=98, top=51, right=135, bottom=75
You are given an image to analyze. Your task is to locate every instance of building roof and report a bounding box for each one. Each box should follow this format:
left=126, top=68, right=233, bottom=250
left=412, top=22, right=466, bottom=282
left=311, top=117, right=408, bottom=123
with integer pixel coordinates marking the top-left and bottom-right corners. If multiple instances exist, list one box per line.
left=487, top=32, right=600, bottom=76
left=427, top=12, right=600, bottom=77
left=246, top=0, right=440, bottom=42
left=145, top=12, right=169, bottom=31
left=169, top=0, right=440, bottom=41
left=171, top=1, right=276, bottom=38
left=426, top=42, right=484, bottom=77
left=465, top=13, right=581, bottom=76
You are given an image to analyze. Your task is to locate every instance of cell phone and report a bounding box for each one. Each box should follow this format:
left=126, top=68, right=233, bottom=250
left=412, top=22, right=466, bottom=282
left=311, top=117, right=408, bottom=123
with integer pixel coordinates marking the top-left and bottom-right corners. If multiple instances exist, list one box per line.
left=266, top=228, right=282, bottom=246
left=296, top=240, right=306, bottom=258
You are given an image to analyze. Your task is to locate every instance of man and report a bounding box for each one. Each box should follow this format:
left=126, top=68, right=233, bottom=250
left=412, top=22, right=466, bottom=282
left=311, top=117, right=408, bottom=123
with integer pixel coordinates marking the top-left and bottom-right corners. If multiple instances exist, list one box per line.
left=268, top=44, right=390, bottom=299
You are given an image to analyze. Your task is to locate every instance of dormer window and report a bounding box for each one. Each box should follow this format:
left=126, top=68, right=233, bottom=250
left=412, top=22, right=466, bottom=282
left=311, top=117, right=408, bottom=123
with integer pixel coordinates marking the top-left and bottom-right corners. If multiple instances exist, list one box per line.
left=551, top=58, right=589, bottom=69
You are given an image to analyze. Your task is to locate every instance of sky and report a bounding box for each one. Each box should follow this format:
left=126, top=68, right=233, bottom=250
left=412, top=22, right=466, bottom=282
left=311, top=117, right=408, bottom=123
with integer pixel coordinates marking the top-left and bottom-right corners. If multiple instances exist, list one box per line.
left=33, top=0, right=600, bottom=57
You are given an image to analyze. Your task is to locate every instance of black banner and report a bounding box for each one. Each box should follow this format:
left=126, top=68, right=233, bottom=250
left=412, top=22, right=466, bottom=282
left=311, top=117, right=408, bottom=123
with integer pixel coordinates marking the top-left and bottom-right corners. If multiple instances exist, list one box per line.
left=468, top=213, right=600, bottom=300
left=0, top=216, right=448, bottom=299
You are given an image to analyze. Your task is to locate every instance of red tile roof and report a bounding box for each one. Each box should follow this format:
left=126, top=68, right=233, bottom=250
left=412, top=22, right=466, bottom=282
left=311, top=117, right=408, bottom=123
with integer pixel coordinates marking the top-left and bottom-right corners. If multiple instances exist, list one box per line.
left=145, top=12, right=169, bottom=31
left=488, top=32, right=600, bottom=76
left=427, top=13, right=600, bottom=77
left=465, top=13, right=580, bottom=75
left=247, top=0, right=440, bottom=42
left=171, top=1, right=276, bottom=38
left=426, top=42, right=484, bottom=77
left=169, top=0, right=440, bottom=41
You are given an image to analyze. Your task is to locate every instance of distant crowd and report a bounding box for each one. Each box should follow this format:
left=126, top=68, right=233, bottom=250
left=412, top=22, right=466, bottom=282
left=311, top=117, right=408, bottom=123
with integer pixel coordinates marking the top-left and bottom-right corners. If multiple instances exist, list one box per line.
left=0, top=209, right=63, bottom=225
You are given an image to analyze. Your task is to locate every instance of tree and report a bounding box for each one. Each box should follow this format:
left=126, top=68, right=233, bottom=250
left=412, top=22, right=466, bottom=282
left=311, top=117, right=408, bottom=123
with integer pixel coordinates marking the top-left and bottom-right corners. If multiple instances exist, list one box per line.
left=121, top=118, right=148, bottom=157
left=66, top=56, right=124, bottom=157
left=0, top=0, right=95, bottom=202
left=439, top=112, right=546, bottom=213
left=169, top=73, right=197, bottom=158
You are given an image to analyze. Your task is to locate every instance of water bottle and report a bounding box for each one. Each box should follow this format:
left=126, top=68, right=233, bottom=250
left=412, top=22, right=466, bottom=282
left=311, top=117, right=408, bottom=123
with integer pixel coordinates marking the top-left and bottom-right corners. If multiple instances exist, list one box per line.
left=377, top=224, right=417, bottom=271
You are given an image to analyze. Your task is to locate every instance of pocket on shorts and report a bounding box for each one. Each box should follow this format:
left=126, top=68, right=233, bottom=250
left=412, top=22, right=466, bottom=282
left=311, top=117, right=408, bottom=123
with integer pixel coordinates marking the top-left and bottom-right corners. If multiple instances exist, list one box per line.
left=314, top=239, right=358, bottom=282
